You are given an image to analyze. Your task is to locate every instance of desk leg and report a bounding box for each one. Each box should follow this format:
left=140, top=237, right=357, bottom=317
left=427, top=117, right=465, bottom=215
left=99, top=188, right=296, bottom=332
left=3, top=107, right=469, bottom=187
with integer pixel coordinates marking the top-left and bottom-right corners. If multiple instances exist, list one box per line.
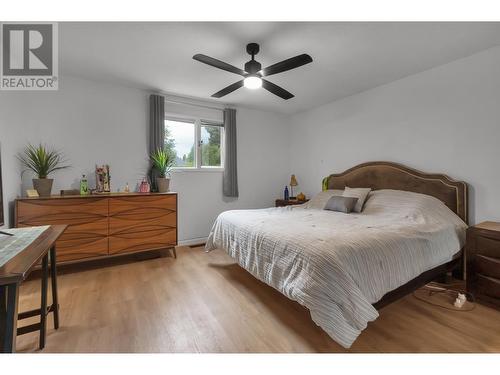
left=39, top=254, right=48, bottom=350
left=0, top=283, right=19, bottom=353
left=49, top=245, right=59, bottom=329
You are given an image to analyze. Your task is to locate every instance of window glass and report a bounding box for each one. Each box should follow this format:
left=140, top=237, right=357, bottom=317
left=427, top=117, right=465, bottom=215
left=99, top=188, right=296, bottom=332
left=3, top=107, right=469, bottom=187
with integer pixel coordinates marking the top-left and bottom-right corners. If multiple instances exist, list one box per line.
left=200, top=124, right=222, bottom=168
left=165, top=119, right=196, bottom=168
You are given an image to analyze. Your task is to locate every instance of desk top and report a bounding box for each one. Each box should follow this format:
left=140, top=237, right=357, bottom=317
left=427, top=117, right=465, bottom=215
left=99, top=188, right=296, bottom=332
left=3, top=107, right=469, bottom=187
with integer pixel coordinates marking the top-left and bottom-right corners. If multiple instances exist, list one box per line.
left=0, top=226, right=50, bottom=267
left=0, top=225, right=66, bottom=285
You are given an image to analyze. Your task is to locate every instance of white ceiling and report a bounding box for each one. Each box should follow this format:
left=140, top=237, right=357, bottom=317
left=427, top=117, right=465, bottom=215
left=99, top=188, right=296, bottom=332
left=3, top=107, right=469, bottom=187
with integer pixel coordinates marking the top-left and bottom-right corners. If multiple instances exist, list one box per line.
left=60, top=22, right=500, bottom=115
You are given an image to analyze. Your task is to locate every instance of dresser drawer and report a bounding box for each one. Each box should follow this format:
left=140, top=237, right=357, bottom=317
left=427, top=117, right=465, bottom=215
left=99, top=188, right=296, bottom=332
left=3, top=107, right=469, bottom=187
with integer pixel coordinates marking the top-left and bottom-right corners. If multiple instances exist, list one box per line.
left=475, top=235, right=500, bottom=258
left=476, top=274, right=500, bottom=299
left=18, top=217, right=109, bottom=236
left=17, top=198, right=108, bottom=225
left=109, top=194, right=176, bottom=215
left=109, top=210, right=176, bottom=234
left=474, top=254, right=500, bottom=279
left=56, top=235, right=109, bottom=262
left=109, top=227, right=176, bottom=255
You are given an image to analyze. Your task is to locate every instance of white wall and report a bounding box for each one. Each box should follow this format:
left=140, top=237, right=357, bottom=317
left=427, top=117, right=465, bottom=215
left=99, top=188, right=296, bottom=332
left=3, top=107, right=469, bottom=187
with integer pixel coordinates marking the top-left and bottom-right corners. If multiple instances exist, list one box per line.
left=0, top=75, right=290, bottom=241
left=289, top=46, right=500, bottom=225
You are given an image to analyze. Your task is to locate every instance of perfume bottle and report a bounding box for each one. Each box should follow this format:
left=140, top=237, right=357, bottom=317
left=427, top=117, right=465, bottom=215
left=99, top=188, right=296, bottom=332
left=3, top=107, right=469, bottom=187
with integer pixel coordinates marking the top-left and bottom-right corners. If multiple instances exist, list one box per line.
left=139, top=178, right=151, bottom=193
left=80, top=174, right=89, bottom=195
left=124, top=182, right=130, bottom=193
left=284, top=186, right=289, bottom=201
left=139, top=179, right=146, bottom=193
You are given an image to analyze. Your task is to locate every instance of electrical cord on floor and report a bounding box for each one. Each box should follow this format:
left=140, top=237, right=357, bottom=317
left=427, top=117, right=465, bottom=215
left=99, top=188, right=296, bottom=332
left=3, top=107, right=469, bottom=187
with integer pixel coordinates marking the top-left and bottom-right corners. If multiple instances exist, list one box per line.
left=412, top=282, right=476, bottom=312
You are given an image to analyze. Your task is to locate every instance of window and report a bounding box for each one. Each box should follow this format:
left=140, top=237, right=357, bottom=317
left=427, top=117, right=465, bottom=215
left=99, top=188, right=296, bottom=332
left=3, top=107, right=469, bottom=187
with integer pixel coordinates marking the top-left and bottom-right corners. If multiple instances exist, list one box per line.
left=165, top=117, right=224, bottom=170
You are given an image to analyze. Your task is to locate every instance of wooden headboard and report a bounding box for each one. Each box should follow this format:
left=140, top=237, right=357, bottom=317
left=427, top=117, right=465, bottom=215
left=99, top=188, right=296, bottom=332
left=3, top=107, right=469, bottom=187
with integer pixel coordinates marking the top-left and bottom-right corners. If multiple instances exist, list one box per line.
left=322, top=161, right=468, bottom=224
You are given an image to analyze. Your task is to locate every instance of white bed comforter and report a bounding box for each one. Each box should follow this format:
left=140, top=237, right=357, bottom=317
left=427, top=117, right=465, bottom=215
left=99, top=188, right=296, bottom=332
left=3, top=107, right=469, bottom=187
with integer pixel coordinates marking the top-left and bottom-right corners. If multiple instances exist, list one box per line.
left=205, top=189, right=467, bottom=348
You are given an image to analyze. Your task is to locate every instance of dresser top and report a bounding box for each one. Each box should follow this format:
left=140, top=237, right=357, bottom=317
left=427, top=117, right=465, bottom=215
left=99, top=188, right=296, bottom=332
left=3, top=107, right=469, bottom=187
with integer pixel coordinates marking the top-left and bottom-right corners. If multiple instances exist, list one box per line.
left=473, top=221, right=500, bottom=233
left=16, top=191, right=177, bottom=201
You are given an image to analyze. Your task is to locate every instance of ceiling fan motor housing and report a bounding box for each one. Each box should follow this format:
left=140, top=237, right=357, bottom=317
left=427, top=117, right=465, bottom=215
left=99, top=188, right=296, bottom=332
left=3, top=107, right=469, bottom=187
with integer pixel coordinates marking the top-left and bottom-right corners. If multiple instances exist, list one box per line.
left=244, top=60, right=262, bottom=75
left=246, top=43, right=260, bottom=56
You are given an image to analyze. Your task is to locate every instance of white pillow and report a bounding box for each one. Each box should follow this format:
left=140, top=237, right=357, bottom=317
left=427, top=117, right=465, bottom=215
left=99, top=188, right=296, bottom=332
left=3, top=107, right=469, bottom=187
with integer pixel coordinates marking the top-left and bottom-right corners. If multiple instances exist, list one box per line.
left=343, top=187, right=372, bottom=213
left=304, top=189, right=344, bottom=210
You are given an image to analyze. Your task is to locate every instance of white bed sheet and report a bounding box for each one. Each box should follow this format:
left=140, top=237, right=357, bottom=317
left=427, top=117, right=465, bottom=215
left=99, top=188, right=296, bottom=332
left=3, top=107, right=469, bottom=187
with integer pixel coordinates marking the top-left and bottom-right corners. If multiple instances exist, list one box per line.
left=206, top=189, right=467, bottom=348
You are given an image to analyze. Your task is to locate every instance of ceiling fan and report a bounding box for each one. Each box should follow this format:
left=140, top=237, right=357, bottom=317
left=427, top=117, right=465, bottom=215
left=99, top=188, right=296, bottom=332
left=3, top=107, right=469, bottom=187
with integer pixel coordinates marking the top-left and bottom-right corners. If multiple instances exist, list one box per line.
left=193, top=43, right=313, bottom=100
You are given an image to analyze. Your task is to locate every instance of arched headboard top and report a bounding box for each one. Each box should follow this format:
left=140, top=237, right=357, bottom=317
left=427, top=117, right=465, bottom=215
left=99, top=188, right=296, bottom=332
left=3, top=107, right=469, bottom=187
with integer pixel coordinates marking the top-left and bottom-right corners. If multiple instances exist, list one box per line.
left=322, top=161, right=468, bottom=224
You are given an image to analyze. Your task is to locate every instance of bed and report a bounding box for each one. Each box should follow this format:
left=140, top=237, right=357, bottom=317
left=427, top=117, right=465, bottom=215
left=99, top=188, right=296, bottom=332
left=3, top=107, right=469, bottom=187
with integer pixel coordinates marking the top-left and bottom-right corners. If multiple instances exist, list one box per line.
left=205, top=161, right=468, bottom=348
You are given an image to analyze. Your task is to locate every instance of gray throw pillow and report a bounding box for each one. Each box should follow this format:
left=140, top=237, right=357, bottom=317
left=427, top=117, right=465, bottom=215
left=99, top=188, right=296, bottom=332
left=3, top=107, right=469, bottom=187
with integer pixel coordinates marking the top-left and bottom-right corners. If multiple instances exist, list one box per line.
left=324, top=196, right=359, bottom=213
left=343, top=187, right=372, bottom=213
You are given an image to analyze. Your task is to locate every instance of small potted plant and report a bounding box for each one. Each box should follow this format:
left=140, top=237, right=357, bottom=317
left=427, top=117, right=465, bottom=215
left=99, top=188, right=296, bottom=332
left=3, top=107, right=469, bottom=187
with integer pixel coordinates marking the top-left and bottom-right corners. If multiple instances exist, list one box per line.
left=18, top=144, right=70, bottom=197
left=150, top=147, right=175, bottom=193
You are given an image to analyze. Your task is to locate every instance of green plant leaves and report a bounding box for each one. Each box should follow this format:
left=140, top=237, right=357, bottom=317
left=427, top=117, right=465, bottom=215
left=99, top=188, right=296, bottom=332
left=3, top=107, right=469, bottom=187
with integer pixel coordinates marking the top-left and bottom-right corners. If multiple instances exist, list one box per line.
left=17, top=144, right=70, bottom=179
left=150, top=147, right=176, bottom=178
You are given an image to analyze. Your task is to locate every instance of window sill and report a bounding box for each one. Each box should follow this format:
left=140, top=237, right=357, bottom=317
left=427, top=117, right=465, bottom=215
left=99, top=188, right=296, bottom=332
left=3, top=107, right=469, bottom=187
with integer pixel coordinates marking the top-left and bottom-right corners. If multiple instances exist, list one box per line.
left=171, top=168, right=224, bottom=173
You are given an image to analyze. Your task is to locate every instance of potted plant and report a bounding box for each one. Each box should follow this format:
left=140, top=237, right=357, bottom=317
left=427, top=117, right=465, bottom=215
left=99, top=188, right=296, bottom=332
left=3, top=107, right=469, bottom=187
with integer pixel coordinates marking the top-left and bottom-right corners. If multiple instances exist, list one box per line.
left=150, top=147, right=175, bottom=193
left=18, top=144, right=70, bottom=197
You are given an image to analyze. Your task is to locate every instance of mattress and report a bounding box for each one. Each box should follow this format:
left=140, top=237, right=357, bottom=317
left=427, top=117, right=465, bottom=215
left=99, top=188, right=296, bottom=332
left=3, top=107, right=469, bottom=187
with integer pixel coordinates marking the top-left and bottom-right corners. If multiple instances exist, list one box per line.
left=205, top=189, right=467, bottom=348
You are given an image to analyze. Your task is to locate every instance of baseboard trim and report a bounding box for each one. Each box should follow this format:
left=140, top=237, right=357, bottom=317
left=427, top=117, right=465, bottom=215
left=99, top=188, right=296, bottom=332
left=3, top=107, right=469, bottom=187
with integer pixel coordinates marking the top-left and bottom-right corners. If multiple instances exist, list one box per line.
left=178, top=237, right=208, bottom=247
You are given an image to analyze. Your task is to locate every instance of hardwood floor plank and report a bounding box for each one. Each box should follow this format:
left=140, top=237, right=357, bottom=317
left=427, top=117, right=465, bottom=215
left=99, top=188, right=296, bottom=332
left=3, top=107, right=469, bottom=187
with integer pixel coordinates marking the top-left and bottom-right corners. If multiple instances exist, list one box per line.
left=15, top=246, right=500, bottom=353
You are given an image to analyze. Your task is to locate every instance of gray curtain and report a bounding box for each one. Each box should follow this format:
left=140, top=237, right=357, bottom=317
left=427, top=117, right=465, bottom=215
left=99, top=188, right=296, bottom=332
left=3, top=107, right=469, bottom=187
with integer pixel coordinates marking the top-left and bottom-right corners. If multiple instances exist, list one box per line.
left=149, top=94, right=165, bottom=191
left=223, top=108, right=238, bottom=197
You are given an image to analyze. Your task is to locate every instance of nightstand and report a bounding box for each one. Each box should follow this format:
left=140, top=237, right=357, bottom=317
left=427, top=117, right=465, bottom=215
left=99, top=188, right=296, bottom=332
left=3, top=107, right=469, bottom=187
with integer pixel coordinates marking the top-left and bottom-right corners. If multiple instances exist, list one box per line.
left=275, top=199, right=309, bottom=207
left=466, top=221, right=500, bottom=309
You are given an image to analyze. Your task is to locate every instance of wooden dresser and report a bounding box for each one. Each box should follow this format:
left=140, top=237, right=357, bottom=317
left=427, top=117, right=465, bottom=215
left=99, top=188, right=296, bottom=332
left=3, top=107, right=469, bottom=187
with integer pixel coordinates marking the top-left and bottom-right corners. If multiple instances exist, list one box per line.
left=15, top=192, right=177, bottom=263
left=466, top=221, right=500, bottom=309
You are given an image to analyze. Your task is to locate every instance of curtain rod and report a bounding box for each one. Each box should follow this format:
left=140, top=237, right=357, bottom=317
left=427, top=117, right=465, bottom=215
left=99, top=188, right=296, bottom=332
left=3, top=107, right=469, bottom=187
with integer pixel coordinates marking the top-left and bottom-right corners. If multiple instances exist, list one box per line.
left=164, top=97, right=226, bottom=112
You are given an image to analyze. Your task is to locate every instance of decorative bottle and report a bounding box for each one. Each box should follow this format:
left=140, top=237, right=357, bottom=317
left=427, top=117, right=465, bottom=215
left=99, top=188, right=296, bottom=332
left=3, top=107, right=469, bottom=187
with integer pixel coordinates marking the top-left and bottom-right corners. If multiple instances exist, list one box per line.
left=80, top=174, right=89, bottom=195
left=139, top=178, right=151, bottom=193
left=284, top=186, right=289, bottom=201
left=139, top=179, right=147, bottom=193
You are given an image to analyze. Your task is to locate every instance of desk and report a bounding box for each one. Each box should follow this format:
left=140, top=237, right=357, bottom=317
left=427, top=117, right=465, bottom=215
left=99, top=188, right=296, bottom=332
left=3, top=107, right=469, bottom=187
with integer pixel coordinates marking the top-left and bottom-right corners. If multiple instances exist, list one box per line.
left=0, top=225, right=66, bottom=352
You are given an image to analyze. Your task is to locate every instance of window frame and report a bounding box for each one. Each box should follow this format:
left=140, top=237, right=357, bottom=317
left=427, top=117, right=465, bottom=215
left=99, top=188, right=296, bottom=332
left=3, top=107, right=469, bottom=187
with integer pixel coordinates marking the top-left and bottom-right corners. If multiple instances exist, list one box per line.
left=165, top=114, right=225, bottom=172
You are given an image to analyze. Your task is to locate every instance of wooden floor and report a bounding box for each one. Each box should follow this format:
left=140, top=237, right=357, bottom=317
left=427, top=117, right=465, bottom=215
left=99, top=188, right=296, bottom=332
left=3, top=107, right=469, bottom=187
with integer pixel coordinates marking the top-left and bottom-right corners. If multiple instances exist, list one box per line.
left=15, top=246, right=500, bottom=353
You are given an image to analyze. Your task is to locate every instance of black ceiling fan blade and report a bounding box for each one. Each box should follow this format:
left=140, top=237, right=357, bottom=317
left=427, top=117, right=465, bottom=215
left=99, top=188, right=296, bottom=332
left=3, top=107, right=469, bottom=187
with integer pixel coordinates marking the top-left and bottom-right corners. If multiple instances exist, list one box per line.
left=262, top=79, right=294, bottom=100
left=193, top=54, right=247, bottom=76
left=261, top=54, right=313, bottom=77
left=211, top=80, right=244, bottom=98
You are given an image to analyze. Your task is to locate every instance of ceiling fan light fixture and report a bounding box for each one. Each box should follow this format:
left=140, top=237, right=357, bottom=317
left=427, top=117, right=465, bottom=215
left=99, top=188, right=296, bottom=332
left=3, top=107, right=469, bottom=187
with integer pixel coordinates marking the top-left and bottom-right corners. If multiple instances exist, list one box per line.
left=193, top=43, right=312, bottom=99
left=243, top=75, right=262, bottom=89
